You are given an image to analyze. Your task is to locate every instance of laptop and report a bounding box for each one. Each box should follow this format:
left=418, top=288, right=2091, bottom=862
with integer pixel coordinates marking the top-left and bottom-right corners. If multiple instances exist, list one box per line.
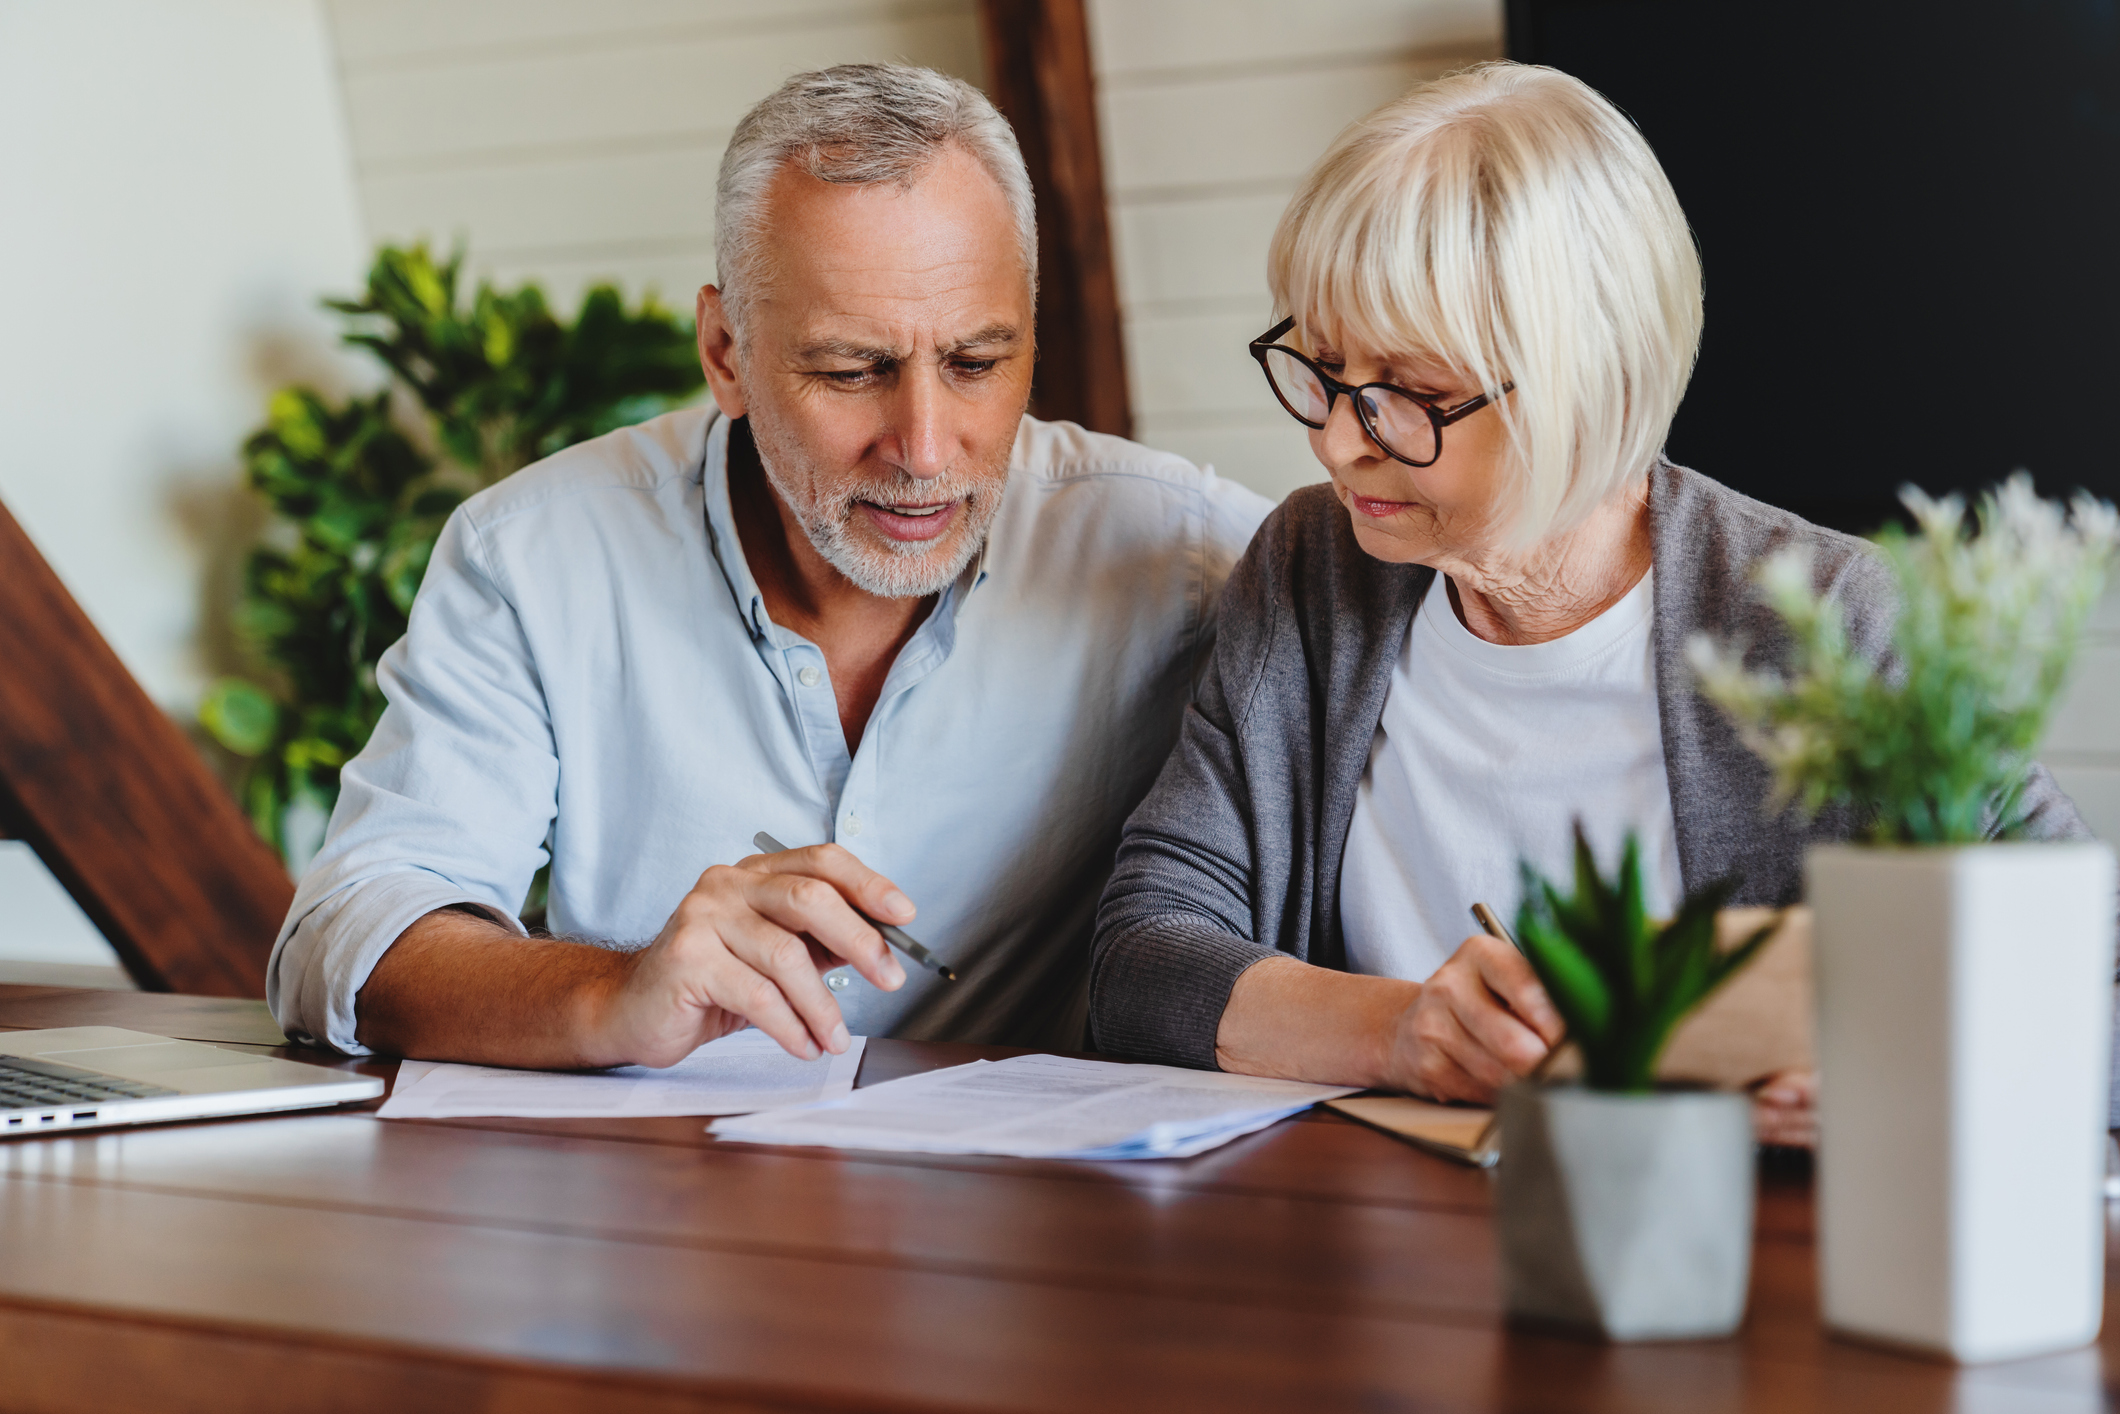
left=0, top=1026, right=384, bottom=1136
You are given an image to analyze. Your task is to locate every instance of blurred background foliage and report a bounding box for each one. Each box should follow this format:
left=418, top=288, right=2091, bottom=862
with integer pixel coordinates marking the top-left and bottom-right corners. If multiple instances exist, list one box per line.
left=199, top=243, right=703, bottom=870
left=1692, top=477, right=2117, bottom=844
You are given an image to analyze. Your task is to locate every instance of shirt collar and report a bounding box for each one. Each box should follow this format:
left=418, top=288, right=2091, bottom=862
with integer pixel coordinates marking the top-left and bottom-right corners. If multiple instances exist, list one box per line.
left=700, top=412, right=992, bottom=643
left=700, top=412, right=776, bottom=641
left=960, top=416, right=1031, bottom=598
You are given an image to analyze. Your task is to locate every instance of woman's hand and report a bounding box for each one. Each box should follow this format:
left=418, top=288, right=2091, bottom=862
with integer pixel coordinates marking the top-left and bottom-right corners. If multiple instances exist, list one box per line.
left=1387, top=933, right=1566, bottom=1103
left=1751, top=1069, right=1818, bottom=1148
left=1212, top=940, right=1560, bottom=1098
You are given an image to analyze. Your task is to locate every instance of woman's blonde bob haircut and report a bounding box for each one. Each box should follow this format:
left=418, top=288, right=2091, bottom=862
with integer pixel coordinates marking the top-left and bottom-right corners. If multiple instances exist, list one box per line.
left=1268, top=61, right=1702, bottom=544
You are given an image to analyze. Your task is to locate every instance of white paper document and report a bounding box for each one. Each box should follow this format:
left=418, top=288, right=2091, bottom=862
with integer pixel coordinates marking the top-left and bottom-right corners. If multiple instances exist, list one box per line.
left=708, top=1054, right=1356, bottom=1159
left=378, top=1029, right=865, bottom=1119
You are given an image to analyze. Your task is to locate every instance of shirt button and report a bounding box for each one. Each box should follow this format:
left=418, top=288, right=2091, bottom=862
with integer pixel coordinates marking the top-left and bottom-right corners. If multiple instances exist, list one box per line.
left=797, top=666, right=822, bottom=688
left=844, top=814, right=862, bottom=836
left=827, top=972, right=851, bottom=991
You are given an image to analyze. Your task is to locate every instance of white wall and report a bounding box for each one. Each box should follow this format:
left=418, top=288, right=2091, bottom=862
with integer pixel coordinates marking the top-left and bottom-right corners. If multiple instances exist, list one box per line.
left=0, top=0, right=370, bottom=981
left=0, top=0, right=371, bottom=714
left=1088, top=0, right=1504, bottom=501
left=0, top=847, right=131, bottom=990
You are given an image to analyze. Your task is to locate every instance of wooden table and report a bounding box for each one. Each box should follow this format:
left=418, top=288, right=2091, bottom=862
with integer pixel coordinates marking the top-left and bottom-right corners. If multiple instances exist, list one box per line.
left=0, top=985, right=2109, bottom=1413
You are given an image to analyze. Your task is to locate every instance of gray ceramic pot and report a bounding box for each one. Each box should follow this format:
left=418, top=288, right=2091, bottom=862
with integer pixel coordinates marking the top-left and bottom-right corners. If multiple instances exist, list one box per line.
left=1496, top=1084, right=1754, bottom=1341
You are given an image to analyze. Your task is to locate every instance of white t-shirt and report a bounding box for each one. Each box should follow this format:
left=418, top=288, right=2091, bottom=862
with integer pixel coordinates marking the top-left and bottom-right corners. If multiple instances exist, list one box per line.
left=1338, top=569, right=1681, bottom=982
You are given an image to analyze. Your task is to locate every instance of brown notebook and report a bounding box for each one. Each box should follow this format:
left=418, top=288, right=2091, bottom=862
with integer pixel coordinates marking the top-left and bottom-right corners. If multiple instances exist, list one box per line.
left=1326, top=907, right=1813, bottom=1165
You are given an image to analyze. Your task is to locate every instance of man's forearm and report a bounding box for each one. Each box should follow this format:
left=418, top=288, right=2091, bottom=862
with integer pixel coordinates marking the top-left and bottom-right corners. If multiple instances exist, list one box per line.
left=1213, top=956, right=1418, bottom=1088
left=354, top=907, right=636, bottom=1067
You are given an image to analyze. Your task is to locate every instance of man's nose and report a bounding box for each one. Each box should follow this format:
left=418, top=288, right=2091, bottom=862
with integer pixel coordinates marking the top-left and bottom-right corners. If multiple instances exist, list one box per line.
left=889, top=365, right=952, bottom=481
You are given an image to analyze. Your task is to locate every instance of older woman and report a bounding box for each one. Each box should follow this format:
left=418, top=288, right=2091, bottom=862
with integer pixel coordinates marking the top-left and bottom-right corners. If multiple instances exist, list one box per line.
left=1088, top=62, right=2092, bottom=1133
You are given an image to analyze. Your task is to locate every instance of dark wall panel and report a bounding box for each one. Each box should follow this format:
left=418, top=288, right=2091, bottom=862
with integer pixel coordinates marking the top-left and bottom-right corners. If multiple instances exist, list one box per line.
left=1510, top=1, right=2120, bottom=531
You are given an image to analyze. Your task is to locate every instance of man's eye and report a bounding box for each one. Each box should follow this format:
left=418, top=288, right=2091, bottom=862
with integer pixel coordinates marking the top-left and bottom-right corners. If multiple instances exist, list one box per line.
left=949, top=359, right=999, bottom=378
left=821, top=366, right=885, bottom=386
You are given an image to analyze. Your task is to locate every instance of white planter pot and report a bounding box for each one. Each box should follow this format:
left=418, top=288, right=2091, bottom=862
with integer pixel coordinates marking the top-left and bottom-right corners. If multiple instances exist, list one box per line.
left=1496, top=1085, right=1755, bottom=1340
left=1808, top=841, right=2116, bottom=1362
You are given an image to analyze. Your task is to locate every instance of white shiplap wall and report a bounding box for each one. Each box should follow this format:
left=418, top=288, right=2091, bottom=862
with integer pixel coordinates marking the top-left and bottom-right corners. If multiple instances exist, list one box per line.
left=1088, top=0, right=1503, bottom=500
left=323, top=0, right=986, bottom=315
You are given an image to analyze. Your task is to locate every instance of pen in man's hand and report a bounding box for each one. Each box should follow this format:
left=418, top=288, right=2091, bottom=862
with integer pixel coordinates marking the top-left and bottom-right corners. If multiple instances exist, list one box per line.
left=752, top=832, right=958, bottom=981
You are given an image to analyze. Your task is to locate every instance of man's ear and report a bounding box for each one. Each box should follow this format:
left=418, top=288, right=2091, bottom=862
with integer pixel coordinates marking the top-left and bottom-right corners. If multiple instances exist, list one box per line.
left=696, top=285, right=747, bottom=420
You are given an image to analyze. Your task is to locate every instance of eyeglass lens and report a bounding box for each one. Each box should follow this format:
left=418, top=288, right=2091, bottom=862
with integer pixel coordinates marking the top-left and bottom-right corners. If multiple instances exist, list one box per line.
left=1260, top=348, right=1439, bottom=464
left=1262, top=348, right=1330, bottom=424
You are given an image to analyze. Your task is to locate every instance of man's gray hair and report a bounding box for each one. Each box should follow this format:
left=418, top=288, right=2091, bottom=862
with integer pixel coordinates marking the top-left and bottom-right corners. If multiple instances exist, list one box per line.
left=714, top=63, right=1038, bottom=339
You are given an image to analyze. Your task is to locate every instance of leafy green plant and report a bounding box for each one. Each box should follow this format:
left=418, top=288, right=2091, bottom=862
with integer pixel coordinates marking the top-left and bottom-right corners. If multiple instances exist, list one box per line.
left=1688, top=476, right=2117, bottom=844
left=200, top=244, right=704, bottom=863
left=1514, top=830, right=1777, bottom=1093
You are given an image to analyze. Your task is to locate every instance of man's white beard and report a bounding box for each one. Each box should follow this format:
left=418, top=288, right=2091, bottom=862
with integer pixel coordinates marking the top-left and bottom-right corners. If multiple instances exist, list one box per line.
left=760, top=447, right=1005, bottom=599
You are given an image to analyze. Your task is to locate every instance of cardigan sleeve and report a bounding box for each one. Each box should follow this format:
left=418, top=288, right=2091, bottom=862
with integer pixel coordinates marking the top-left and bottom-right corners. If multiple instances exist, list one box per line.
left=1089, top=515, right=1289, bottom=1068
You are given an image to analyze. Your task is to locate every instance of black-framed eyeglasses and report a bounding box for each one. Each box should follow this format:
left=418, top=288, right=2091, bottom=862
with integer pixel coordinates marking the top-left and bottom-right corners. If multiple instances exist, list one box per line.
left=1247, top=316, right=1512, bottom=468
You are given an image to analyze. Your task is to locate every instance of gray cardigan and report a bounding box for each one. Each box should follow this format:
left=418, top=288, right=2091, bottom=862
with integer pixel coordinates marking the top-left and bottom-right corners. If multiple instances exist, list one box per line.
left=1089, top=462, right=2094, bottom=1068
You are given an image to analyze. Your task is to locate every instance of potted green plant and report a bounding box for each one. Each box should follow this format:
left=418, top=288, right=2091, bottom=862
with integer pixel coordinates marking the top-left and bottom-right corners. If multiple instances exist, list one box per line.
left=1496, top=830, right=1777, bottom=1341
left=1691, top=476, right=2118, bottom=1362
left=199, top=243, right=703, bottom=874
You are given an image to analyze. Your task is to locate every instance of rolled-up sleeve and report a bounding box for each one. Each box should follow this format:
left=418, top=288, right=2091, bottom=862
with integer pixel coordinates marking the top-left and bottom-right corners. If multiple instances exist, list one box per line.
left=266, top=508, right=556, bottom=1053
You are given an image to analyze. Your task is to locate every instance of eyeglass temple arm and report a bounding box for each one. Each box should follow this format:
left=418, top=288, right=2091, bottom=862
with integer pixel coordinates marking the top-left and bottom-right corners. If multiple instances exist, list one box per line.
left=1436, top=382, right=1515, bottom=423
left=1250, top=315, right=1298, bottom=349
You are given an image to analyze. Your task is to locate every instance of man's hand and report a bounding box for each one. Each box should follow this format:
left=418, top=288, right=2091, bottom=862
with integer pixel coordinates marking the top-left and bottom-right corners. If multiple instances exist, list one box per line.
left=1385, top=933, right=1565, bottom=1103
left=597, top=842, right=910, bottom=1066
left=354, top=842, right=911, bottom=1069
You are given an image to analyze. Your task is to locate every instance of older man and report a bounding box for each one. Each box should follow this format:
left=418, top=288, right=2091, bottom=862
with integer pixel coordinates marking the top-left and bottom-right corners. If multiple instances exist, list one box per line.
left=265, top=64, right=1268, bottom=1067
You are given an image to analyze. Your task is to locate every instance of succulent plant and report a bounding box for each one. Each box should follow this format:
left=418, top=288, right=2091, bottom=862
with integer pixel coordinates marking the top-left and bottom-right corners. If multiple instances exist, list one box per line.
left=1515, top=829, right=1777, bottom=1093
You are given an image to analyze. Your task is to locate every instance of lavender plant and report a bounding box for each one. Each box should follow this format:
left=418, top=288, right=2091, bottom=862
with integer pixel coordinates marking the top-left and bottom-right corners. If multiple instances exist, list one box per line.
left=1688, top=475, right=2117, bottom=844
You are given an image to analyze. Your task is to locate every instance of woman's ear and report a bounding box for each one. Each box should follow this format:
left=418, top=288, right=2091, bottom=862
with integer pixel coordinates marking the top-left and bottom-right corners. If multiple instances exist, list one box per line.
left=695, top=285, right=747, bottom=420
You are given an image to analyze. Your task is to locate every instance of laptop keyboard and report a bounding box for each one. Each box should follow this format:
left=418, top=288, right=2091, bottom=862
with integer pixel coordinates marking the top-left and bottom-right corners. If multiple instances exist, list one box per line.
left=0, top=1055, right=178, bottom=1111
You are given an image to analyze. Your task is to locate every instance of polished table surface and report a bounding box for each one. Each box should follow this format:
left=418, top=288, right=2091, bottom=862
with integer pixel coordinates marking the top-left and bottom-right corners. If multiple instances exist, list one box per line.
left=0, top=985, right=2111, bottom=1413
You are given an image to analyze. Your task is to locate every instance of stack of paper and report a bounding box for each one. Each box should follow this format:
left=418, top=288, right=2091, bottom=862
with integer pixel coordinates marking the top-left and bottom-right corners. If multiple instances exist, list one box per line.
left=709, top=1054, right=1356, bottom=1159
left=379, top=1029, right=864, bottom=1119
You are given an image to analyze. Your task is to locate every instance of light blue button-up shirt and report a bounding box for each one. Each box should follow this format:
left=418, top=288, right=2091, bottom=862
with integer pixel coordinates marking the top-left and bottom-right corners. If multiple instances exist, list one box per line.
left=267, top=407, right=1271, bottom=1054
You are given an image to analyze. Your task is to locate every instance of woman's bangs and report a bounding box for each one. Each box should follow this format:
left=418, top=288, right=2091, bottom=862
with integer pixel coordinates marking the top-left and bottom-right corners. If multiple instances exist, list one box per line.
left=1279, top=168, right=1477, bottom=376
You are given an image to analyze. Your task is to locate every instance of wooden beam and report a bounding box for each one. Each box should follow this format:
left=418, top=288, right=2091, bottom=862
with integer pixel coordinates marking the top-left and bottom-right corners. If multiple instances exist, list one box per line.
left=977, top=0, right=1133, bottom=438
left=0, top=497, right=292, bottom=997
